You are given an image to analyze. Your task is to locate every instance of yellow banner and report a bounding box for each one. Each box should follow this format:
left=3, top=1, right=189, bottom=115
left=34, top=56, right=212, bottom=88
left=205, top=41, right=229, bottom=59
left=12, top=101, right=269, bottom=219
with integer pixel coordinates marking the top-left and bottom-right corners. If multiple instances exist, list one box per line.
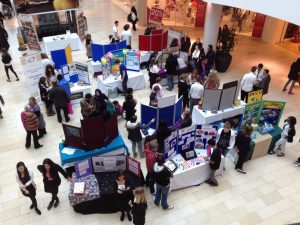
left=248, top=90, right=263, bottom=104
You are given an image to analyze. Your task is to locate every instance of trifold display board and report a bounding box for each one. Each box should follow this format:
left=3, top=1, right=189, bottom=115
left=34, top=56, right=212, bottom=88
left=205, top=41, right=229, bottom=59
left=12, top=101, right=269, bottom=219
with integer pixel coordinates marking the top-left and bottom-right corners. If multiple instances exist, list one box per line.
left=60, top=62, right=90, bottom=85
left=139, top=30, right=168, bottom=51
left=91, top=41, right=127, bottom=62
left=141, top=96, right=183, bottom=129
left=125, top=51, right=140, bottom=72
left=51, top=44, right=73, bottom=69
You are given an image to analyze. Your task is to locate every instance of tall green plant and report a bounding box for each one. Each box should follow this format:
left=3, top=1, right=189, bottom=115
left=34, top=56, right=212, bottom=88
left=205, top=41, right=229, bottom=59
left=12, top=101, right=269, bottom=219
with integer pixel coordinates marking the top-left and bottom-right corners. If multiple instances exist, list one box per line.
left=216, top=26, right=238, bottom=57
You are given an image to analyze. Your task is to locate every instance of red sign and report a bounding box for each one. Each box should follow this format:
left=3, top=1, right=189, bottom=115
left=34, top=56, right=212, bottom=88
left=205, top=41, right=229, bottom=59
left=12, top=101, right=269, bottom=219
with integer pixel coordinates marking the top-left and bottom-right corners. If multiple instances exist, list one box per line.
left=252, top=13, right=266, bottom=39
left=148, top=7, right=164, bottom=24
left=195, top=0, right=207, bottom=27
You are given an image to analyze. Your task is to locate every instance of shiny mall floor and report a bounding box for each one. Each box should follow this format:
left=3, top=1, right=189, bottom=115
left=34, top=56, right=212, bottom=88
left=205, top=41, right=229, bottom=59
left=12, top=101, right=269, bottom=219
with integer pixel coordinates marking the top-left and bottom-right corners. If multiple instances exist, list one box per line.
left=1, top=0, right=300, bottom=225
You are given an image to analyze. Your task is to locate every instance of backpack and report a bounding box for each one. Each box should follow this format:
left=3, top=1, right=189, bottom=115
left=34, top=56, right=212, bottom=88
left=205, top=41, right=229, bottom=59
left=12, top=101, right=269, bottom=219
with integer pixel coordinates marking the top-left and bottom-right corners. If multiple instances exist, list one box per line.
left=287, top=127, right=296, bottom=143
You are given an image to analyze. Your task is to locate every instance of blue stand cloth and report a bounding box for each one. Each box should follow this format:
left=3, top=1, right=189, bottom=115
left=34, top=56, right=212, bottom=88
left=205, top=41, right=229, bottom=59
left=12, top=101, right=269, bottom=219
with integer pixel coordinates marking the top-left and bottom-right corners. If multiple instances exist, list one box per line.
left=60, top=134, right=129, bottom=165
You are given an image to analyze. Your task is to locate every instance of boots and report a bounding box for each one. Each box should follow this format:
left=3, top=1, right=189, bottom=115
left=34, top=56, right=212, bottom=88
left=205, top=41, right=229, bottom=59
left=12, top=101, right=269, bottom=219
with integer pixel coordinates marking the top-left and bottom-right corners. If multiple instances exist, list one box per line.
left=120, top=211, right=125, bottom=221
left=35, top=206, right=41, bottom=215
left=127, top=211, right=132, bottom=221
left=47, top=200, right=54, bottom=210
left=53, top=197, right=59, bottom=208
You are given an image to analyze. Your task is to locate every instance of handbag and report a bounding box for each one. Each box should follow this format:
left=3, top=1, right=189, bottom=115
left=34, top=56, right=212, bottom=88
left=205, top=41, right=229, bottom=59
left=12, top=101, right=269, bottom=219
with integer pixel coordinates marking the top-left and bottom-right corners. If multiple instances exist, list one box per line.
left=67, top=102, right=73, bottom=114
left=127, top=14, right=132, bottom=22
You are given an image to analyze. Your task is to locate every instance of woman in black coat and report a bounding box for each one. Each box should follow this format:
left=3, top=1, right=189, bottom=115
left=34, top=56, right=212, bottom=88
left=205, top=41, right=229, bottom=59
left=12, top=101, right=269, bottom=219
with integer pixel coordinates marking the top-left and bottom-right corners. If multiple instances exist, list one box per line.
left=94, top=89, right=109, bottom=114
left=0, top=26, right=9, bottom=51
left=37, top=158, right=71, bottom=210
left=282, top=58, right=300, bottom=94
left=38, top=77, right=54, bottom=116
left=123, top=94, right=137, bottom=121
left=130, top=187, right=147, bottom=225
left=156, top=120, right=172, bottom=153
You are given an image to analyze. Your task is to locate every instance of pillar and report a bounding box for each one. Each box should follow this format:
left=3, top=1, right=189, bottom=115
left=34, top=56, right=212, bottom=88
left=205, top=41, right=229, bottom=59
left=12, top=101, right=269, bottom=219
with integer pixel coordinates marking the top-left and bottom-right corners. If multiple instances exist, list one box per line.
left=136, top=0, right=147, bottom=26
left=203, top=3, right=223, bottom=53
left=261, top=16, right=285, bottom=43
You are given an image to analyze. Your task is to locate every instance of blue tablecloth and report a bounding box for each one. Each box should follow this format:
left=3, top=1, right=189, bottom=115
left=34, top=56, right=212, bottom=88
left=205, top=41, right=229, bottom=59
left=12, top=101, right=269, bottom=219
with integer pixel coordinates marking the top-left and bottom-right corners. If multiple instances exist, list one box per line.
left=60, top=135, right=129, bottom=165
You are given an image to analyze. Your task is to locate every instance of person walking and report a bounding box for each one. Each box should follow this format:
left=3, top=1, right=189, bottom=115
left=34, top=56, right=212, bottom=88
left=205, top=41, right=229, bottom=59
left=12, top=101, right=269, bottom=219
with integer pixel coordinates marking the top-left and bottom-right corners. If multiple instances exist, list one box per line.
left=178, top=74, right=189, bottom=111
left=153, top=154, right=174, bottom=210
left=28, top=97, right=47, bottom=138
left=234, top=125, right=253, bottom=174
left=180, top=33, right=191, bottom=53
left=113, top=21, right=120, bottom=43
left=205, top=139, right=222, bottom=186
left=205, top=45, right=216, bottom=75
left=282, top=58, right=300, bottom=95
left=16, top=162, right=41, bottom=215
left=21, top=105, right=43, bottom=149
left=126, top=115, right=155, bottom=158
left=129, top=6, right=138, bottom=31
left=165, top=53, right=178, bottom=91
left=0, top=93, right=4, bottom=118
left=37, top=158, right=71, bottom=210
left=2, top=50, right=19, bottom=82
left=121, top=24, right=132, bottom=49
left=145, top=140, right=158, bottom=195
left=240, top=66, right=257, bottom=103
left=0, top=25, right=9, bottom=51
left=130, top=187, right=147, bottom=225
left=48, top=80, right=70, bottom=123
left=115, top=58, right=129, bottom=94
left=189, top=77, right=204, bottom=115
left=255, top=69, right=271, bottom=95
left=38, top=77, right=55, bottom=116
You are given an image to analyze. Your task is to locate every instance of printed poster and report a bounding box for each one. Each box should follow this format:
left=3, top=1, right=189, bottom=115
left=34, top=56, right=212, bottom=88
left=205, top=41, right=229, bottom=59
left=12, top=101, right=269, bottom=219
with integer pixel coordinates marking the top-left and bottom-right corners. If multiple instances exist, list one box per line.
left=177, top=125, right=195, bottom=154
left=260, top=100, right=285, bottom=126
left=164, top=131, right=178, bottom=160
left=195, top=125, right=218, bottom=149
left=248, top=89, right=263, bottom=104
left=19, top=14, right=41, bottom=50
left=242, top=101, right=262, bottom=126
left=76, top=9, right=86, bottom=40
left=110, top=50, right=124, bottom=72
left=125, top=51, right=140, bottom=71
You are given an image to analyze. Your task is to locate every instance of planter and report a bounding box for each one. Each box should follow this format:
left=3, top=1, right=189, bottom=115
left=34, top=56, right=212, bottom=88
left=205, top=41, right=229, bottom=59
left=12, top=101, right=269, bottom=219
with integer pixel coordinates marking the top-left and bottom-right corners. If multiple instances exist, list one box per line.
left=215, top=54, right=232, bottom=73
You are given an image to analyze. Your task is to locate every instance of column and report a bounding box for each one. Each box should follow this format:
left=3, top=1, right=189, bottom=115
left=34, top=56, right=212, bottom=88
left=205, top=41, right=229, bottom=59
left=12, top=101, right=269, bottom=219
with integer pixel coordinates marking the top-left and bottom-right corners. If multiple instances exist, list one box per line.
left=136, top=0, right=148, bottom=26
left=202, top=3, right=223, bottom=53
left=261, top=16, right=285, bottom=43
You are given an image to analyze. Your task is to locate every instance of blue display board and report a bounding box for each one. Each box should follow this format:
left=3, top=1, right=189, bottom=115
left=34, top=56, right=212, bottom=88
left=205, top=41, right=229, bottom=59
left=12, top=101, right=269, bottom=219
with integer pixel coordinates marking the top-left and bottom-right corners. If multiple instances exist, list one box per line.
left=91, top=41, right=127, bottom=61
left=177, top=125, right=196, bottom=154
left=175, top=96, right=183, bottom=123
left=51, top=49, right=67, bottom=69
left=164, top=131, right=178, bottom=160
left=158, top=105, right=175, bottom=128
left=141, top=104, right=158, bottom=129
left=194, top=125, right=218, bottom=149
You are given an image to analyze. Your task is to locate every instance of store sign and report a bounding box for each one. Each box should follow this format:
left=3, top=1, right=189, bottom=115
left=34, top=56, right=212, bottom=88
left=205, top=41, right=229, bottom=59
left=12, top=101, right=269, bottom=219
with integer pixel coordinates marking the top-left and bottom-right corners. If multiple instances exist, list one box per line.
left=149, top=7, right=164, bottom=24
left=195, top=0, right=207, bottom=27
left=252, top=13, right=266, bottom=39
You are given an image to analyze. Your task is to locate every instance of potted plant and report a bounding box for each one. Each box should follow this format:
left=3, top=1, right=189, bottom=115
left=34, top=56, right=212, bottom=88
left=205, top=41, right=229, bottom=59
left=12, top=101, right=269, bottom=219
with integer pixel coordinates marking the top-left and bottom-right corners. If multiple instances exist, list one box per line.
left=215, top=25, right=238, bottom=72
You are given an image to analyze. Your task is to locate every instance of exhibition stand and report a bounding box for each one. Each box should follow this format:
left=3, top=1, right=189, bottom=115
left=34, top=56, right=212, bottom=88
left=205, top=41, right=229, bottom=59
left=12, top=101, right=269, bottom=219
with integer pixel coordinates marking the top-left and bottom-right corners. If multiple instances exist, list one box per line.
left=70, top=84, right=91, bottom=105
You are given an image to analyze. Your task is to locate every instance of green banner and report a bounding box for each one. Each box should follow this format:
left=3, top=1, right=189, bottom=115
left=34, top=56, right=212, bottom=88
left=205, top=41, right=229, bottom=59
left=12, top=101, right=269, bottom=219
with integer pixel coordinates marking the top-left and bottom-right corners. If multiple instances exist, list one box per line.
left=242, top=101, right=262, bottom=126
left=260, top=100, right=286, bottom=126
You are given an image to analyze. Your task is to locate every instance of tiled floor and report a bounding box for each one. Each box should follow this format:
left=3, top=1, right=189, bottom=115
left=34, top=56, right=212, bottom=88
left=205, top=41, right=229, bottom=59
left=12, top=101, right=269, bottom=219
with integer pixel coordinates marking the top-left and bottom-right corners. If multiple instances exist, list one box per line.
left=0, top=0, right=300, bottom=225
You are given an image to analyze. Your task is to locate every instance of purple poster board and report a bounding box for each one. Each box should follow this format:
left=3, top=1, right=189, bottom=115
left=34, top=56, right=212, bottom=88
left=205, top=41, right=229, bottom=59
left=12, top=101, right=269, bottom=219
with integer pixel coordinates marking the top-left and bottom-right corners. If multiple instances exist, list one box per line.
left=75, top=158, right=93, bottom=178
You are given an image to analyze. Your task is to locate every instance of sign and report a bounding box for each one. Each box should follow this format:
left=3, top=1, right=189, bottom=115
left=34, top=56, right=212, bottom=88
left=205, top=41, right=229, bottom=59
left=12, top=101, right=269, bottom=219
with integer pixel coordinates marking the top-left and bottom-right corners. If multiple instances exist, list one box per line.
left=252, top=13, right=266, bottom=39
left=177, top=125, right=196, bottom=154
left=149, top=7, right=164, bottom=24
left=92, top=156, right=126, bottom=173
left=248, top=89, right=263, bottom=104
left=260, top=100, right=285, bottom=126
left=19, top=15, right=40, bottom=50
left=242, top=101, right=262, bottom=126
left=74, top=62, right=90, bottom=85
left=125, top=51, right=140, bottom=71
left=195, top=125, right=218, bottom=149
left=127, top=156, right=141, bottom=177
left=195, top=0, right=207, bottom=27
left=20, top=53, right=44, bottom=96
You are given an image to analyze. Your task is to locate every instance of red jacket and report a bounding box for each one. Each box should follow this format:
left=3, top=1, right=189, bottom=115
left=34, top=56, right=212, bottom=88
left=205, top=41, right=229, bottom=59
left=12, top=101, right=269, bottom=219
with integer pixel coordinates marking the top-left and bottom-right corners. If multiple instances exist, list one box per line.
left=144, top=146, right=157, bottom=173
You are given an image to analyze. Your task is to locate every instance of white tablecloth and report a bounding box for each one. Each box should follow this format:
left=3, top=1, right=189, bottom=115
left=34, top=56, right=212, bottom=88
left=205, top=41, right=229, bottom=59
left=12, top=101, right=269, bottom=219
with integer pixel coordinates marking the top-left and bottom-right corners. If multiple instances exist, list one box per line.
left=88, top=61, right=102, bottom=75
left=43, top=33, right=83, bottom=55
left=170, top=149, right=225, bottom=191
left=71, top=84, right=91, bottom=105
left=97, top=71, right=145, bottom=96
left=192, top=104, right=246, bottom=125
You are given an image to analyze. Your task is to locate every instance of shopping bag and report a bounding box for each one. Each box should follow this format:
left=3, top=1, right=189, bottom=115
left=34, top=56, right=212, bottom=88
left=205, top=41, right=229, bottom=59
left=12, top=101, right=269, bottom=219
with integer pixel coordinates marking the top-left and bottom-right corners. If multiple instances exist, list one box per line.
left=67, top=102, right=73, bottom=114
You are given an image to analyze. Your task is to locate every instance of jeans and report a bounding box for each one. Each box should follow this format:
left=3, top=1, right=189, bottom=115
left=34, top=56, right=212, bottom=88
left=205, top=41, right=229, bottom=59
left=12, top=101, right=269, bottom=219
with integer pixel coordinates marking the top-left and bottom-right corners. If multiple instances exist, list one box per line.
left=5, top=65, right=18, bottom=80
left=55, top=106, right=69, bottom=123
left=132, top=141, right=143, bottom=155
left=273, top=134, right=287, bottom=154
left=166, top=74, right=174, bottom=90
left=25, top=130, right=40, bottom=148
left=154, top=184, right=170, bottom=209
left=283, top=79, right=296, bottom=94
left=122, top=80, right=128, bottom=93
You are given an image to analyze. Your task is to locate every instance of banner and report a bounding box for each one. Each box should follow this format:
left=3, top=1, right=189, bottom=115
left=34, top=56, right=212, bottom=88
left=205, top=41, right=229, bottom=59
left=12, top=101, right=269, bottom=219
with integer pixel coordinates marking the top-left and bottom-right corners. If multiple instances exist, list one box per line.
left=252, top=13, right=266, bottom=39
left=149, top=7, right=164, bottom=24
left=195, top=0, right=207, bottom=27
left=15, top=0, right=79, bottom=14
left=20, top=53, right=44, bottom=96
left=260, top=100, right=285, bottom=126
left=19, top=15, right=40, bottom=50
left=76, top=9, right=86, bottom=40
left=242, top=101, right=262, bottom=126
left=248, top=89, right=263, bottom=104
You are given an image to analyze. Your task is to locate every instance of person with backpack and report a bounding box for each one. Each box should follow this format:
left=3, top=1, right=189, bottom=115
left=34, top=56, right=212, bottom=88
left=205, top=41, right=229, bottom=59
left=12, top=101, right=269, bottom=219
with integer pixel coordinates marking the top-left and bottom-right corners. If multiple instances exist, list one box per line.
left=2, top=50, right=19, bottom=82
left=269, top=116, right=297, bottom=157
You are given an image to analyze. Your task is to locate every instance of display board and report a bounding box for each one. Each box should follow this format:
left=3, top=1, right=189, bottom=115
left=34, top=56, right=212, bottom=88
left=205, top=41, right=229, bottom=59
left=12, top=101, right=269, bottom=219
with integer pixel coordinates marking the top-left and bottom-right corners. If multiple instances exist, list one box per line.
left=91, top=41, right=126, bottom=62
left=127, top=157, right=141, bottom=177
left=260, top=101, right=285, bottom=126
left=248, top=89, right=263, bottom=104
left=125, top=51, right=140, bottom=71
left=164, top=131, right=178, bottom=160
left=15, top=0, right=80, bottom=14
left=157, top=95, right=176, bottom=108
left=195, top=125, right=218, bottom=149
left=60, top=62, right=89, bottom=85
left=158, top=105, right=175, bottom=128
left=110, top=50, right=125, bottom=71
left=175, top=96, right=183, bottom=123
left=51, top=44, right=73, bottom=69
left=138, top=31, right=168, bottom=51
left=177, top=125, right=196, bottom=154
left=141, top=104, right=158, bottom=129
left=92, top=155, right=126, bottom=173
left=202, top=89, right=222, bottom=111
left=219, top=86, right=237, bottom=110
left=19, top=14, right=40, bottom=50
left=76, top=8, right=86, bottom=40
left=20, top=53, right=44, bottom=96
left=242, top=101, right=262, bottom=126
left=74, top=62, right=90, bottom=85
left=75, top=158, right=93, bottom=178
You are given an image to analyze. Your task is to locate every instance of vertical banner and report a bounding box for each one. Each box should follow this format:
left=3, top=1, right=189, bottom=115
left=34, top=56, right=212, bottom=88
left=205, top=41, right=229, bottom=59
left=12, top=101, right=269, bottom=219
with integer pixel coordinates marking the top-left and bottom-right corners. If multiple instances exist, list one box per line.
left=20, top=53, right=44, bottom=96
left=260, top=101, right=285, bottom=126
left=76, top=9, right=86, bottom=40
left=195, top=0, right=207, bottom=27
left=18, top=15, right=41, bottom=50
left=148, top=7, right=164, bottom=24
left=247, top=89, right=263, bottom=104
left=65, top=44, right=73, bottom=64
left=242, top=101, right=262, bottom=126
left=252, top=13, right=266, bottom=39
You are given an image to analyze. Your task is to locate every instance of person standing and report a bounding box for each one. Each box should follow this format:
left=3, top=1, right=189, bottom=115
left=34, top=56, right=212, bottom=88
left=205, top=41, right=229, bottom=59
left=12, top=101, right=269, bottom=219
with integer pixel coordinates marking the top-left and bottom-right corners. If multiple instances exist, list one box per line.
left=113, top=21, right=120, bottom=43
left=153, top=154, right=174, bottom=210
left=149, top=86, right=160, bottom=107
left=255, top=69, right=271, bottom=95
left=205, top=139, right=222, bottom=186
left=190, top=38, right=202, bottom=55
left=85, top=34, right=93, bottom=60
left=180, top=33, right=191, bottom=53
left=255, top=63, right=264, bottom=80
left=123, top=94, right=136, bottom=121
left=130, top=187, right=148, bottom=225
left=180, top=111, right=192, bottom=129
left=38, top=77, right=55, bottom=116
left=148, top=58, right=159, bottom=89
left=57, top=74, right=71, bottom=97
left=21, top=105, right=43, bottom=149
left=152, top=77, right=165, bottom=99
left=48, top=80, right=70, bottom=123
left=2, top=50, right=19, bottom=82
left=145, top=140, right=158, bottom=195
left=178, top=74, right=189, bottom=111
left=37, top=158, right=71, bottom=210
left=165, top=53, right=178, bottom=91
left=156, top=120, right=171, bottom=153
left=205, top=45, right=216, bottom=75
left=40, top=53, right=54, bottom=71
left=189, top=77, right=204, bottom=115
left=94, top=89, right=109, bottom=115
left=0, top=25, right=9, bottom=51
left=115, top=58, right=128, bottom=94
left=126, top=115, right=155, bottom=158
left=282, top=58, right=300, bottom=95
left=121, top=24, right=132, bottom=49
left=240, top=66, right=257, bottom=103
left=204, top=72, right=220, bottom=89
left=216, top=121, right=236, bottom=157
left=129, top=6, right=138, bottom=31
left=16, top=162, right=41, bottom=215
left=45, top=64, right=57, bottom=86
left=28, top=97, right=47, bottom=138
left=234, top=125, right=253, bottom=174
left=0, top=93, right=4, bottom=118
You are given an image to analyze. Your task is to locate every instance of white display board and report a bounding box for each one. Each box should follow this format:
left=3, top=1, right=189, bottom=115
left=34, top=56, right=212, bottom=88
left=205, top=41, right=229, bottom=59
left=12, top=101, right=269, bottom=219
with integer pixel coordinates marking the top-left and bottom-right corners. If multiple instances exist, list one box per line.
left=92, top=155, right=126, bottom=173
left=158, top=95, right=176, bottom=108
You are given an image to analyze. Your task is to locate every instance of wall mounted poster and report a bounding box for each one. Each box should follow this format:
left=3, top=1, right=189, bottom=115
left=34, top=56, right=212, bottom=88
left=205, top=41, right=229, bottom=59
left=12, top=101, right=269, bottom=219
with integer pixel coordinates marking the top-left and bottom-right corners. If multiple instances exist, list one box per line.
left=260, top=100, right=285, bottom=126
left=19, top=14, right=40, bottom=50
left=15, top=0, right=80, bottom=14
left=177, top=125, right=195, bottom=154
left=164, top=131, right=178, bottom=160
left=248, top=89, right=263, bottom=104
left=242, top=101, right=262, bottom=126
left=195, top=125, right=218, bottom=149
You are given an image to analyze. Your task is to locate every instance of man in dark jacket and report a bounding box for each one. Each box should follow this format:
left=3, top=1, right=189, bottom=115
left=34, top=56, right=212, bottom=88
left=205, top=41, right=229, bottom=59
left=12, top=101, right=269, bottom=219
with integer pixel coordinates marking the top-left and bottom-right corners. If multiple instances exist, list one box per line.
left=165, top=54, right=178, bottom=91
left=48, top=80, right=70, bottom=123
left=283, top=58, right=300, bottom=95
left=180, top=33, right=191, bottom=53
left=153, top=154, right=174, bottom=210
left=256, top=69, right=271, bottom=95
left=205, top=45, right=216, bottom=75
left=205, top=139, right=221, bottom=186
